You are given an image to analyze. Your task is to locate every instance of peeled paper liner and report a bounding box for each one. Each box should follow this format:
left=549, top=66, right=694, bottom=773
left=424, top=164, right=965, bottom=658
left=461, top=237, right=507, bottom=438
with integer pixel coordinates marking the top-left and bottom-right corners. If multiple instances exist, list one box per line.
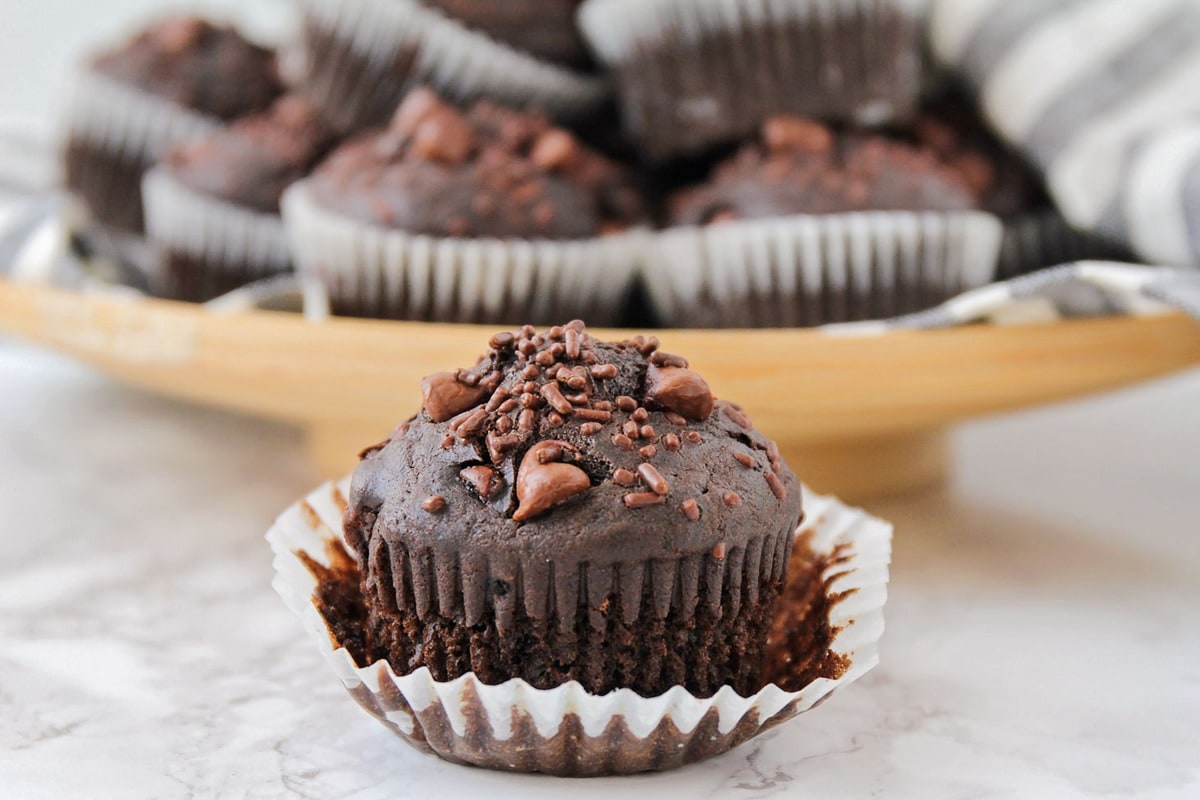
left=61, top=70, right=222, bottom=163
left=641, top=210, right=1004, bottom=328
left=297, top=0, right=608, bottom=123
left=281, top=184, right=645, bottom=326
left=268, top=478, right=893, bottom=776
left=142, top=169, right=292, bottom=287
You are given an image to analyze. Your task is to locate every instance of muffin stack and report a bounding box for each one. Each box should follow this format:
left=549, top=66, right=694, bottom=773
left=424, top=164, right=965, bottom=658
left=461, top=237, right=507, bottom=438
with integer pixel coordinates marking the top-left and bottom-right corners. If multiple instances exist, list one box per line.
left=59, top=2, right=1125, bottom=324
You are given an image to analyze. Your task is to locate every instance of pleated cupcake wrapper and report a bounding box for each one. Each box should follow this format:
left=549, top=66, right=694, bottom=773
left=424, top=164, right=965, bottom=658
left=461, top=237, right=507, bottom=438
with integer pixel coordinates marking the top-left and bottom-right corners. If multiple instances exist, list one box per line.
left=578, top=0, right=925, bottom=160
left=997, top=209, right=1134, bottom=282
left=142, top=169, right=292, bottom=299
left=296, top=0, right=607, bottom=132
left=61, top=70, right=222, bottom=165
left=267, top=478, right=892, bottom=776
left=641, top=210, right=1004, bottom=328
left=281, top=184, right=644, bottom=325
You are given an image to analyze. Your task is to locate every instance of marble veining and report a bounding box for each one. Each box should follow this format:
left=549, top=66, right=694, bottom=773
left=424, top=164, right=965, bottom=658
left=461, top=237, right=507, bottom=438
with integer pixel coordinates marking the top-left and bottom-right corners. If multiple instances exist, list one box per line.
left=1, top=342, right=1198, bottom=799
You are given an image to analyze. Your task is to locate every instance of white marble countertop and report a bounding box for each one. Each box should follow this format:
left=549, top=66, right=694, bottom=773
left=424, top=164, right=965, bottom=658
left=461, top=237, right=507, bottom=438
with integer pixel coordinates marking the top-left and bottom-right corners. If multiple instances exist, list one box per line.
left=2, top=340, right=1198, bottom=799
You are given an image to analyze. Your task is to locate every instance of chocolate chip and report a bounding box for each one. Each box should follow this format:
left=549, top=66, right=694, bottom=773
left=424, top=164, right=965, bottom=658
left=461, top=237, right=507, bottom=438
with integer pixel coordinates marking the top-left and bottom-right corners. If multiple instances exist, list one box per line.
left=548, top=325, right=565, bottom=340
left=456, top=407, right=490, bottom=438
left=763, top=116, right=833, bottom=155
left=721, top=403, right=754, bottom=430
left=495, top=415, right=514, bottom=434
left=734, top=452, right=755, bottom=468
left=623, top=492, right=666, bottom=509
left=637, top=464, right=669, bottom=495
left=640, top=425, right=657, bottom=442
left=392, top=87, right=444, bottom=135
left=575, top=408, right=612, bottom=423
left=711, top=542, right=726, bottom=560
left=547, top=412, right=564, bottom=427
left=639, top=445, right=658, bottom=459
left=520, top=364, right=540, bottom=381
left=663, top=433, right=681, bottom=451
left=649, top=351, right=689, bottom=369
left=485, top=387, right=509, bottom=412
left=565, top=328, right=582, bottom=360
left=421, top=495, right=447, bottom=513
left=580, top=422, right=602, bottom=436
left=681, top=500, right=701, bottom=522
left=590, top=364, right=619, bottom=380
left=541, top=382, right=574, bottom=415
left=686, top=431, right=703, bottom=444
left=722, top=492, right=742, bottom=508
left=488, top=332, right=515, bottom=350
left=422, top=372, right=487, bottom=423
left=412, top=113, right=474, bottom=165
left=487, top=432, right=520, bottom=463
left=616, top=396, right=637, bottom=412
left=518, top=408, right=536, bottom=432
left=513, top=442, right=590, bottom=522
left=631, top=408, right=649, bottom=423
left=623, top=421, right=640, bottom=439
left=645, top=366, right=714, bottom=421
left=766, top=472, right=787, bottom=500
left=613, top=468, right=637, bottom=486
left=460, top=465, right=502, bottom=501
left=612, top=434, right=634, bottom=451
left=530, top=129, right=579, bottom=171
left=665, top=412, right=688, bottom=427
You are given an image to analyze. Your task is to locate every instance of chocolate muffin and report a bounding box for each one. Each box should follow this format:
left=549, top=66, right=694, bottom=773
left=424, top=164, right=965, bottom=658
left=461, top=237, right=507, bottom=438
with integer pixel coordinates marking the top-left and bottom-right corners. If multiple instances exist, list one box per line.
left=669, top=117, right=980, bottom=225
left=640, top=115, right=1005, bottom=329
left=62, top=17, right=283, bottom=234
left=423, top=0, right=590, bottom=67
left=294, top=0, right=605, bottom=135
left=579, top=0, right=925, bottom=161
left=143, top=95, right=339, bottom=302
left=344, top=322, right=802, bottom=698
left=283, top=88, right=645, bottom=323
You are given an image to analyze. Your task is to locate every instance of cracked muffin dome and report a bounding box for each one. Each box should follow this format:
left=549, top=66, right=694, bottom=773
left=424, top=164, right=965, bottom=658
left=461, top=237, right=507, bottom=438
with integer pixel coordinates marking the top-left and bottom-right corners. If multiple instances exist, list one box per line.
left=305, top=87, right=644, bottom=240
left=344, top=322, right=803, bottom=698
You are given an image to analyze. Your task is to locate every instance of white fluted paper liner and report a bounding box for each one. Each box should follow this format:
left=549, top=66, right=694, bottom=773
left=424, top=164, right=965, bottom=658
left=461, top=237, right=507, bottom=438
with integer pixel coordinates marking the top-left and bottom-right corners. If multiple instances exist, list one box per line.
left=62, top=70, right=221, bottom=163
left=997, top=209, right=1132, bottom=282
left=282, top=184, right=645, bottom=325
left=296, top=0, right=607, bottom=128
left=267, top=478, right=892, bottom=775
left=579, top=0, right=925, bottom=158
left=142, top=168, right=292, bottom=297
left=643, top=211, right=1004, bottom=328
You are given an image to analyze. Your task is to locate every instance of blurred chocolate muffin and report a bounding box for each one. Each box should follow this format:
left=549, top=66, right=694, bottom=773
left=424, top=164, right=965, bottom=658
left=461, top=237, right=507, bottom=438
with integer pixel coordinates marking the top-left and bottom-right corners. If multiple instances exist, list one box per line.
left=62, top=17, right=282, bottom=234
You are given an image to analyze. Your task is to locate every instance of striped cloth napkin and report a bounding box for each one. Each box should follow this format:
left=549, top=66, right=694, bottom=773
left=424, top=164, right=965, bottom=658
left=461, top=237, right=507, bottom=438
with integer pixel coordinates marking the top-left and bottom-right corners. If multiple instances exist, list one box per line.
left=930, top=0, right=1200, bottom=268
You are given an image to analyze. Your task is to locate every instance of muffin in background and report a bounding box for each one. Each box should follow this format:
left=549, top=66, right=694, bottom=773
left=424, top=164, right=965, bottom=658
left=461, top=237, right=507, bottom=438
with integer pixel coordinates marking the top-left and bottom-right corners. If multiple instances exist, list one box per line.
left=293, top=0, right=605, bottom=135
left=143, top=95, right=339, bottom=302
left=62, top=17, right=282, bottom=234
left=344, top=322, right=803, bottom=697
left=578, top=0, right=924, bottom=162
left=283, top=88, right=646, bottom=324
left=644, top=116, right=1004, bottom=328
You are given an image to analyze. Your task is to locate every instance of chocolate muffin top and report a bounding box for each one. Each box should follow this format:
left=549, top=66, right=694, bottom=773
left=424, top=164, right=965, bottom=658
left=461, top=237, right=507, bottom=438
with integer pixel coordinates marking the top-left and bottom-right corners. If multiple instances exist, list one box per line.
left=306, top=88, right=644, bottom=239
left=347, top=322, right=801, bottom=590
left=423, top=0, right=590, bottom=67
left=164, top=95, right=339, bottom=213
left=912, top=94, right=1048, bottom=219
left=669, top=116, right=981, bottom=226
left=91, top=17, right=282, bottom=121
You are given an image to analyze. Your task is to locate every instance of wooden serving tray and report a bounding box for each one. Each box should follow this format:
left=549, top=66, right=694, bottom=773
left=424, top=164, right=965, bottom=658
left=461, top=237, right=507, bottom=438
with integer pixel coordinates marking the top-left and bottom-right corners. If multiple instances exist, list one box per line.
left=3, top=277, right=1199, bottom=500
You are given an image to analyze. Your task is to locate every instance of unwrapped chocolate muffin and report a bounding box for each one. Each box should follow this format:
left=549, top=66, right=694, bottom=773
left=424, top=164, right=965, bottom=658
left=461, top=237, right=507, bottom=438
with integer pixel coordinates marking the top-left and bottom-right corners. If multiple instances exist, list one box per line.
left=142, top=95, right=339, bottom=302
left=343, top=322, right=802, bottom=697
left=62, top=17, right=282, bottom=234
left=644, top=116, right=1005, bottom=328
left=282, top=88, right=646, bottom=323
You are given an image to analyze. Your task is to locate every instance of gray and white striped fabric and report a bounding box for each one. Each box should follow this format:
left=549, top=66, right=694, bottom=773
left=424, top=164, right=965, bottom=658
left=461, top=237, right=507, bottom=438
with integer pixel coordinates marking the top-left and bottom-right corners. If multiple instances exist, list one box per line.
left=930, top=0, right=1200, bottom=268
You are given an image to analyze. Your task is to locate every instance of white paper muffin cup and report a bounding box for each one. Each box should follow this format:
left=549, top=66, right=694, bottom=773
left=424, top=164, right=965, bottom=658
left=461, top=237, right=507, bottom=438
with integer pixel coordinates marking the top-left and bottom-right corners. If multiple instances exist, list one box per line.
left=142, top=168, right=293, bottom=301
left=268, top=478, right=892, bottom=776
left=578, top=0, right=926, bottom=160
left=295, top=0, right=608, bottom=133
left=62, top=69, right=224, bottom=233
left=642, top=210, right=1004, bottom=328
left=281, top=183, right=645, bottom=325
left=997, top=209, right=1134, bottom=282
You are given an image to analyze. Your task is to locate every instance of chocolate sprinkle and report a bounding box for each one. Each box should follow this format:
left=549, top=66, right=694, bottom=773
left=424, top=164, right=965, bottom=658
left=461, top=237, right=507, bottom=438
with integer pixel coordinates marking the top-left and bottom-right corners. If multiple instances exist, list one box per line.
left=421, top=495, right=447, bottom=513
left=623, top=492, right=666, bottom=509
left=681, top=499, right=701, bottom=522
left=723, top=492, right=742, bottom=508
left=637, top=464, right=670, bottom=496
left=734, top=452, right=755, bottom=468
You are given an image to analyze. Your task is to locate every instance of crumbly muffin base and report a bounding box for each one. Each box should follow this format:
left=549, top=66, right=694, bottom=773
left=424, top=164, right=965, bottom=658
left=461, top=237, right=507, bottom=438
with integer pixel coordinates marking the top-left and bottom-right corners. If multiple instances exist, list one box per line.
left=65, top=139, right=149, bottom=234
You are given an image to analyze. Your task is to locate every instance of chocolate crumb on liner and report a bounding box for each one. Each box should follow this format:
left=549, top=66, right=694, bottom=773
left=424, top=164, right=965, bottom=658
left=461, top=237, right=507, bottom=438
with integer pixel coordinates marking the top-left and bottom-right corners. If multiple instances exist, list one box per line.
left=642, top=210, right=1003, bottom=328
left=578, top=0, right=925, bottom=161
left=281, top=185, right=645, bottom=325
left=295, top=0, right=607, bottom=134
left=268, top=478, right=892, bottom=776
